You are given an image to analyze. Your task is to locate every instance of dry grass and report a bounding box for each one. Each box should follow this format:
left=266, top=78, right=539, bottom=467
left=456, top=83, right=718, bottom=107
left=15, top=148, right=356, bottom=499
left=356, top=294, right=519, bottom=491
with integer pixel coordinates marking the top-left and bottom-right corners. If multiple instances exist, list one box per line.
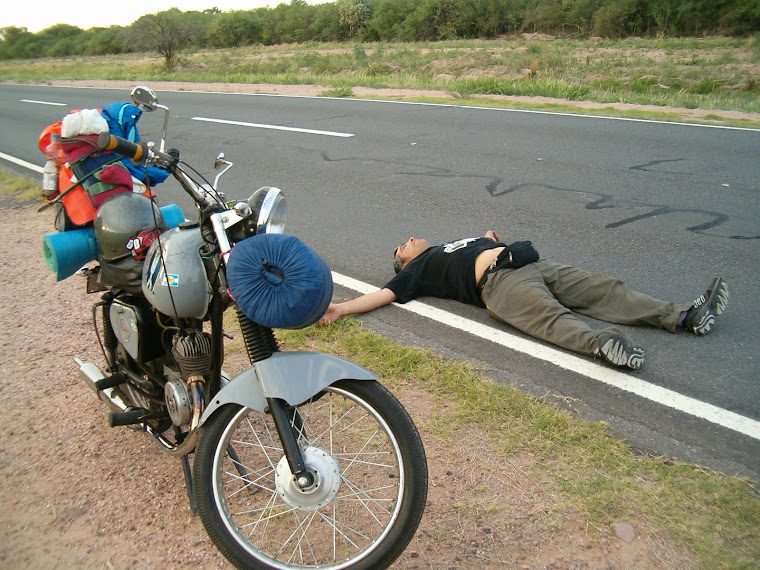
left=2, top=35, right=759, bottom=118
left=0, top=170, right=41, bottom=202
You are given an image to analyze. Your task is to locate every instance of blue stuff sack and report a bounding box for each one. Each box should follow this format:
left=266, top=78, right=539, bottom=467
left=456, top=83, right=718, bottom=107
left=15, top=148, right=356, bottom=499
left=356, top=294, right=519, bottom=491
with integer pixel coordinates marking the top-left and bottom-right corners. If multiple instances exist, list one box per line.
left=101, top=102, right=170, bottom=187
left=227, top=234, right=333, bottom=329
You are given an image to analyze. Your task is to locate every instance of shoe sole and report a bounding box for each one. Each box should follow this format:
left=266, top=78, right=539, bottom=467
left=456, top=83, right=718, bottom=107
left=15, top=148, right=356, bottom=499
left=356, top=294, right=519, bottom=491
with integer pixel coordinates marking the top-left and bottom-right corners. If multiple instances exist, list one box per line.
left=708, top=277, right=729, bottom=315
left=599, top=337, right=645, bottom=370
left=691, top=312, right=716, bottom=336
left=688, top=278, right=728, bottom=336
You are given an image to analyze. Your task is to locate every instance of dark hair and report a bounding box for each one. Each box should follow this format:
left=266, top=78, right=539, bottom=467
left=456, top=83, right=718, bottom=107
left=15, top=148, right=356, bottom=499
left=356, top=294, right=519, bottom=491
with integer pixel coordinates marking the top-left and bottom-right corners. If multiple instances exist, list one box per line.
left=392, top=246, right=404, bottom=274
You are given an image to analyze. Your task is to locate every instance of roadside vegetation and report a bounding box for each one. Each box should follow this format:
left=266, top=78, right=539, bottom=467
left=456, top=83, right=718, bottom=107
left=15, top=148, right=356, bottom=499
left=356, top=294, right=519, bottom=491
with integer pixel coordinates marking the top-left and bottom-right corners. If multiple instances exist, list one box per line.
left=0, top=170, right=39, bottom=202
left=2, top=1, right=758, bottom=123
left=1, top=35, right=759, bottom=123
left=2, top=0, right=759, bottom=66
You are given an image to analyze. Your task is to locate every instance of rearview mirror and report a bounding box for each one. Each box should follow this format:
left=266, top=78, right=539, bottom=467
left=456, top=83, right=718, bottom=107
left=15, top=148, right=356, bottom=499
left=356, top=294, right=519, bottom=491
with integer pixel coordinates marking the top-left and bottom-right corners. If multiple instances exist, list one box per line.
left=131, top=86, right=159, bottom=112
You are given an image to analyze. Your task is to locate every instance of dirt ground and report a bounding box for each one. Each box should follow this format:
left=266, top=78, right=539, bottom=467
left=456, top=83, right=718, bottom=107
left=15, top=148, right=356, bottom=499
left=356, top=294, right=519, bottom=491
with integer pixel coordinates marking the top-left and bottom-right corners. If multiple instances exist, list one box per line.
left=0, top=195, right=694, bottom=569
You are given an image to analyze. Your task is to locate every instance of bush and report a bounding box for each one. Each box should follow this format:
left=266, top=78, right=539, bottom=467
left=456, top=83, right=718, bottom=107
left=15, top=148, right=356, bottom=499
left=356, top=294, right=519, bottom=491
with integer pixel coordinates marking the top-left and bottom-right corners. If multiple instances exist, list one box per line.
left=688, top=79, right=719, bottom=94
left=592, top=0, right=641, bottom=38
left=354, top=44, right=369, bottom=66
left=207, top=11, right=263, bottom=47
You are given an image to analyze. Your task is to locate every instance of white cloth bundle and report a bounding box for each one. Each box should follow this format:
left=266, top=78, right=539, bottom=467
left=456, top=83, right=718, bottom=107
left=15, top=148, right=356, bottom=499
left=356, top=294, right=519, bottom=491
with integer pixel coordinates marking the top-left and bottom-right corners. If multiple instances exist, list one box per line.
left=61, top=109, right=109, bottom=138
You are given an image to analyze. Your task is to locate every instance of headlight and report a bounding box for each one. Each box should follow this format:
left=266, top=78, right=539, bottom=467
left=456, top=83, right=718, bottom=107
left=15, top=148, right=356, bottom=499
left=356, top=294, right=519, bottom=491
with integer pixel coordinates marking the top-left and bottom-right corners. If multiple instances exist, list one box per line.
left=249, top=187, right=286, bottom=234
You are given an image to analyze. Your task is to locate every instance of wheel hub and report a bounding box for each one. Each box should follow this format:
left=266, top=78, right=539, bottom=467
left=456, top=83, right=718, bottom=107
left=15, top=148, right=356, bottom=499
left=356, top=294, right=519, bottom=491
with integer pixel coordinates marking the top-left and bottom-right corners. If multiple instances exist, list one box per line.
left=274, top=446, right=341, bottom=511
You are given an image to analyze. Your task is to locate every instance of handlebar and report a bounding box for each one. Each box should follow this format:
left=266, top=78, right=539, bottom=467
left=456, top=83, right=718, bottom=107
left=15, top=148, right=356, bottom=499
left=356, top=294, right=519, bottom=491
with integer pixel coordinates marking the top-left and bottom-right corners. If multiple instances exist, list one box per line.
left=97, top=133, right=148, bottom=164
left=98, top=130, right=221, bottom=212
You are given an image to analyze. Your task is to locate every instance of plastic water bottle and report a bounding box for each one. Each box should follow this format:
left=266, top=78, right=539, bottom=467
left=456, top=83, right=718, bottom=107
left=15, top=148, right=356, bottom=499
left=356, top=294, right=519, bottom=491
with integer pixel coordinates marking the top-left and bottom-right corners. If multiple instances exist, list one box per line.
left=42, top=134, right=60, bottom=198
left=42, top=158, right=58, bottom=197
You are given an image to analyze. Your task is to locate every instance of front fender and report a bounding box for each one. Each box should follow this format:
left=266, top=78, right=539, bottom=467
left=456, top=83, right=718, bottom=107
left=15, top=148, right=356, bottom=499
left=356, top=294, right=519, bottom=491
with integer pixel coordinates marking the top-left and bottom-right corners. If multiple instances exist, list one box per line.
left=199, top=351, right=378, bottom=426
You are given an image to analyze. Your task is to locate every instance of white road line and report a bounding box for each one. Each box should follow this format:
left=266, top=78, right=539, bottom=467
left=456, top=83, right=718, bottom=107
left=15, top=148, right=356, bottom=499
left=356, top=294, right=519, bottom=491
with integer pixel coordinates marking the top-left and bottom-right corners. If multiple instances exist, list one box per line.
left=192, top=117, right=354, bottom=138
left=0, top=152, right=44, bottom=172
left=332, top=272, right=760, bottom=441
left=227, top=93, right=760, bottom=133
left=21, top=99, right=67, bottom=106
left=371, top=99, right=760, bottom=133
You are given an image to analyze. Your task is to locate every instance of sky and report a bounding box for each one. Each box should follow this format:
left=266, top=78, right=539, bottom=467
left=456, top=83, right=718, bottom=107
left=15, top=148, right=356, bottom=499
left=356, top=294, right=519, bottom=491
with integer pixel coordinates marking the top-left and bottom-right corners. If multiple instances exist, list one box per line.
left=3, top=0, right=330, bottom=33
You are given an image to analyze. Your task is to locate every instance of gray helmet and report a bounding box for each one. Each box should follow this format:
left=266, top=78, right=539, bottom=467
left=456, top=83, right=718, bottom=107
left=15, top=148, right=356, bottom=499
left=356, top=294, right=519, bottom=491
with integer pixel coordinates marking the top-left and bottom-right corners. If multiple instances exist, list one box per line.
left=94, top=193, right=166, bottom=262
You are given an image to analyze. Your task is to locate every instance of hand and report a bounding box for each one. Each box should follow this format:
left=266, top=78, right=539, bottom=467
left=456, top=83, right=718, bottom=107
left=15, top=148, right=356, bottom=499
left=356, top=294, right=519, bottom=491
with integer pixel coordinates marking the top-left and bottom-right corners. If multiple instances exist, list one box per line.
left=318, top=303, right=343, bottom=326
left=485, top=230, right=501, bottom=242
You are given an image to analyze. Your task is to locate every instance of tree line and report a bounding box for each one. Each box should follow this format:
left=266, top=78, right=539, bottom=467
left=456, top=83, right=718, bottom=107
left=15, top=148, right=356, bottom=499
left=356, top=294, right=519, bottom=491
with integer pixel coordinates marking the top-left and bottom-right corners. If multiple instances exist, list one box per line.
left=1, top=0, right=758, bottom=64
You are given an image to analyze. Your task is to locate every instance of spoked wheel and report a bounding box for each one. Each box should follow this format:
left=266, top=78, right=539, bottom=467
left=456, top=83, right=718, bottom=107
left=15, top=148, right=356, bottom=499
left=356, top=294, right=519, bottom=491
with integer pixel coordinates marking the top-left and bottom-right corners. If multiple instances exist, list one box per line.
left=193, top=380, right=427, bottom=570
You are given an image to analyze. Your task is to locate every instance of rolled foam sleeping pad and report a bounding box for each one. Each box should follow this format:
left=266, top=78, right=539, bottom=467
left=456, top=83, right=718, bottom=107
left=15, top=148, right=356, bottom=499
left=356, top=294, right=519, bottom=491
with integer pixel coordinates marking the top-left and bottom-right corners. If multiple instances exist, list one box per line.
left=159, top=203, right=185, bottom=228
left=42, top=203, right=184, bottom=282
left=226, top=234, right=333, bottom=330
left=43, top=227, right=98, bottom=282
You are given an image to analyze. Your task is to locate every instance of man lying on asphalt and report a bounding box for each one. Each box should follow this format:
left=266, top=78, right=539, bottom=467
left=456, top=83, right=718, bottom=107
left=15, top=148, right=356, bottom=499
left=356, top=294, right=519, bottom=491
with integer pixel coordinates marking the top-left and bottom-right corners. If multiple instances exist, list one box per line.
left=318, top=231, right=729, bottom=370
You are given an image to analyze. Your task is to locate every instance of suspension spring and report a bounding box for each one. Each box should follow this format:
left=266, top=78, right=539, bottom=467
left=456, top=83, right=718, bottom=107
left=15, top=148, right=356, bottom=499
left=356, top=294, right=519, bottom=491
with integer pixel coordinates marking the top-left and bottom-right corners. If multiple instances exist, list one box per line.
left=236, top=307, right=279, bottom=363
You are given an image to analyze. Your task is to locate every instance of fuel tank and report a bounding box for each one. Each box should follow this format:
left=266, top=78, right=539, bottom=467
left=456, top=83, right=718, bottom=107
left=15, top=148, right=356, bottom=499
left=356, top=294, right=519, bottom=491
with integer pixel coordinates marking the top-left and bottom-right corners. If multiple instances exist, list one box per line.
left=142, top=225, right=212, bottom=319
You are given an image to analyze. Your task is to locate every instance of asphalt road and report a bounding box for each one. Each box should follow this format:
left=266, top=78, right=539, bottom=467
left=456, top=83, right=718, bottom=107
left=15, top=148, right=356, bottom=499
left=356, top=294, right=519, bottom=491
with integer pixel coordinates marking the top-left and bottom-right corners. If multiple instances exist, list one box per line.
left=2, top=83, right=759, bottom=479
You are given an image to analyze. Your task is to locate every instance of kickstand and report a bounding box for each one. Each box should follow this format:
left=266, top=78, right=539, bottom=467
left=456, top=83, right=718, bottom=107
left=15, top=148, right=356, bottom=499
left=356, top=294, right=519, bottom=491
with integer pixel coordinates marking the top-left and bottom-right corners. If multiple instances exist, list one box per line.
left=228, top=444, right=258, bottom=494
left=181, top=454, right=198, bottom=515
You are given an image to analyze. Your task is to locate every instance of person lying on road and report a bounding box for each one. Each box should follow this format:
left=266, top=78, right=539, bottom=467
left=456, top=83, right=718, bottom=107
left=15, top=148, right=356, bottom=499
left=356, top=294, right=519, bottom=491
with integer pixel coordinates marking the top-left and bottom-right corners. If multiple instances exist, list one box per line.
left=318, top=231, right=729, bottom=370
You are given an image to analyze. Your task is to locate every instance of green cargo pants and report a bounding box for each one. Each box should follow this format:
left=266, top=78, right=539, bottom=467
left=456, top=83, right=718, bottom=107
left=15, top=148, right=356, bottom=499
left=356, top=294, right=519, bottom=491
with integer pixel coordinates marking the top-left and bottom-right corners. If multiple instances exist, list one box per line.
left=479, top=260, right=692, bottom=355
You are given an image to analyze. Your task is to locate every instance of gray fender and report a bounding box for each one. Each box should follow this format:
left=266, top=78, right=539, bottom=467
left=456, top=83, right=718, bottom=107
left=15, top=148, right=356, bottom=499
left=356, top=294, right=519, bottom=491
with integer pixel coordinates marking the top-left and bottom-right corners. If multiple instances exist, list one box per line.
left=199, top=351, right=378, bottom=425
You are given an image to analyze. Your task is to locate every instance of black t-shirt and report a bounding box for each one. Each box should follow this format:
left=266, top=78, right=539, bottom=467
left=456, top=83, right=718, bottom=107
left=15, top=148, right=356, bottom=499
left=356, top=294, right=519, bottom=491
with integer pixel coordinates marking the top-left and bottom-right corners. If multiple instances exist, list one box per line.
left=384, top=237, right=504, bottom=308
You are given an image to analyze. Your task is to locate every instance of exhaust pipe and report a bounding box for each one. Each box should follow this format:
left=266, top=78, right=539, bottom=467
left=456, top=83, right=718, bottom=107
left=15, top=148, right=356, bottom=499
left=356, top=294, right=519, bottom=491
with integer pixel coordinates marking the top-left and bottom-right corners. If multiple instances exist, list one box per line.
left=75, top=357, right=200, bottom=457
left=75, top=357, right=130, bottom=414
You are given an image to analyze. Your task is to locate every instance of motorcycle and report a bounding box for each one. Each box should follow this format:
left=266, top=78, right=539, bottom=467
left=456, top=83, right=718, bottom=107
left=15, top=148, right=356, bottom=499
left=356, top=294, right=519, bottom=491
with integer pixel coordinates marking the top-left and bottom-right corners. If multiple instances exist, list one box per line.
left=45, top=86, right=428, bottom=569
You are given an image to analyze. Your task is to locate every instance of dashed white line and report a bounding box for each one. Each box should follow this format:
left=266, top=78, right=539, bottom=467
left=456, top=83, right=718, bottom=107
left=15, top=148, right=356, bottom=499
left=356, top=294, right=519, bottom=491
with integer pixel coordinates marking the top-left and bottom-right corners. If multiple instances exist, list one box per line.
left=192, top=116, right=354, bottom=138
left=21, top=99, right=66, bottom=106
left=332, top=271, right=760, bottom=441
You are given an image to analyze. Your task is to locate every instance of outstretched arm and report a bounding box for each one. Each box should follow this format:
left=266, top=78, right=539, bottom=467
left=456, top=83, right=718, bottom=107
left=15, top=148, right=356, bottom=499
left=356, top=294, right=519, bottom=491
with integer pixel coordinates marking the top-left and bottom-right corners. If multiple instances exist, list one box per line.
left=319, top=288, right=398, bottom=325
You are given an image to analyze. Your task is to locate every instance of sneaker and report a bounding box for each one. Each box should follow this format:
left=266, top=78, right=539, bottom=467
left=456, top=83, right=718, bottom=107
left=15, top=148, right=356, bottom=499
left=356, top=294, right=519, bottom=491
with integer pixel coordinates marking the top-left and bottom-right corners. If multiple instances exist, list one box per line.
left=596, top=331, right=645, bottom=370
left=682, top=277, right=729, bottom=336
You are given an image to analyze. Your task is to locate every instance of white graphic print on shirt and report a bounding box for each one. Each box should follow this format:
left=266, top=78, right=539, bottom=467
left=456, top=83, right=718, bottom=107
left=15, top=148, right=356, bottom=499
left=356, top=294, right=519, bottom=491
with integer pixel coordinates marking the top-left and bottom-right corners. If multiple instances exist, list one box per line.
left=442, top=238, right=479, bottom=254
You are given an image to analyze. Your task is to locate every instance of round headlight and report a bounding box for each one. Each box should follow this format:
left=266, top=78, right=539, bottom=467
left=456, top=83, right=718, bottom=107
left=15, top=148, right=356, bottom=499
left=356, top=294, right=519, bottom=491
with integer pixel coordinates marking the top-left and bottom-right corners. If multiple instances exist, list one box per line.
left=249, top=187, right=286, bottom=234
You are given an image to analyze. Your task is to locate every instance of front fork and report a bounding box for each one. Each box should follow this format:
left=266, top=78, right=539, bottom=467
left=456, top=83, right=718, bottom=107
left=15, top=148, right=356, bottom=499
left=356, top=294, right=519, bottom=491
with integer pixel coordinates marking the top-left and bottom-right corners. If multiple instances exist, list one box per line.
left=267, top=397, right=313, bottom=487
left=237, top=309, right=313, bottom=488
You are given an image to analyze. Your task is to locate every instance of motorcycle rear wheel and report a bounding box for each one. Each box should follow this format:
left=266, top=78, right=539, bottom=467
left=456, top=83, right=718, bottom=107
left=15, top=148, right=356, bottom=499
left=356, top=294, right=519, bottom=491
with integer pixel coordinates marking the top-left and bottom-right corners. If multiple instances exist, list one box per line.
left=193, top=379, right=427, bottom=569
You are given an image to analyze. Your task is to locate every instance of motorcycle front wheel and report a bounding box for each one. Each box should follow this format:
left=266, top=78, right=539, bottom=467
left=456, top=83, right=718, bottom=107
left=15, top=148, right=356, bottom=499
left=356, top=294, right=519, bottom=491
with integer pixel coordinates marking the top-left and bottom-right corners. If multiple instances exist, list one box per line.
left=193, top=380, right=428, bottom=569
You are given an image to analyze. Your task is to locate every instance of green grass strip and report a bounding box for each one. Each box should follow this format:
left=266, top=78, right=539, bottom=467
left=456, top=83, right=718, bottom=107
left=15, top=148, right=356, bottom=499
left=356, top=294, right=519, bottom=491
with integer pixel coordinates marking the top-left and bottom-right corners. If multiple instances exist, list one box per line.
left=0, top=170, right=41, bottom=202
